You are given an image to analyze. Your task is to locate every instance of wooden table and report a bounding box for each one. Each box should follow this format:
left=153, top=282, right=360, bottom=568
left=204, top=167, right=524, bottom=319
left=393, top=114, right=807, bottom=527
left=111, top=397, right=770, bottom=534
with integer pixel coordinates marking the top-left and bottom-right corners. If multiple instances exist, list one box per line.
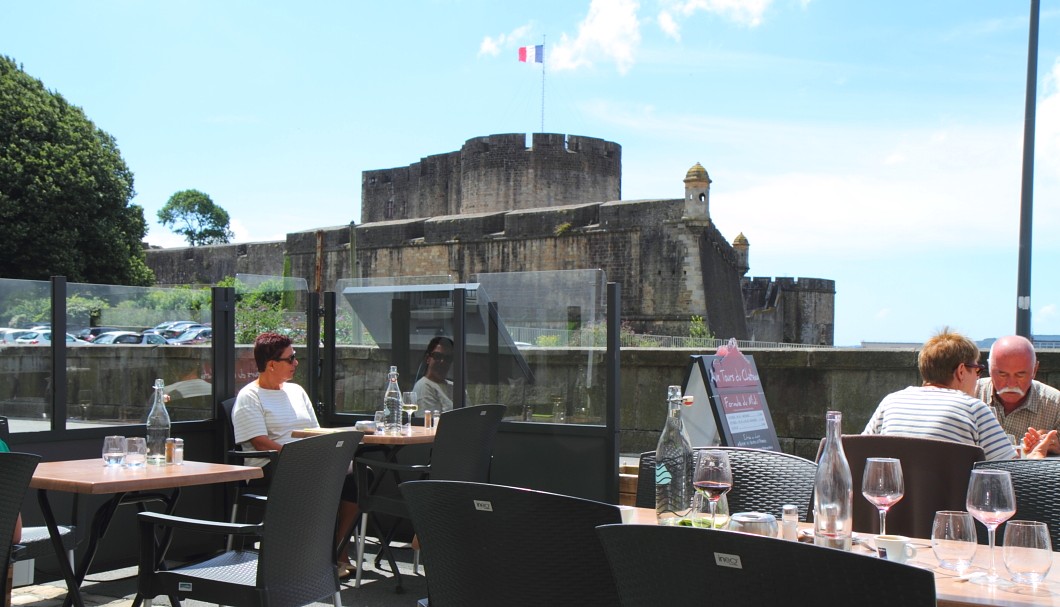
left=292, top=425, right=436, bottom=445
left=624, top=508, right=1060, bottom=607
left=32, top=459, right=262, bottom=607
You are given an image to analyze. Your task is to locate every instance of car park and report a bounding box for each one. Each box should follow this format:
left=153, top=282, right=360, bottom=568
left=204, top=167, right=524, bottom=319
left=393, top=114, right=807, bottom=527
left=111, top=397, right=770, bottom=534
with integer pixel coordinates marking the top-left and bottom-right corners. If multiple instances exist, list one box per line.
left=0, top=328, right=32, bottom=344
left=14, top=330, right=83, bottom=345
left=167, top=327, right=212, bottom=345
left=92, top=331, right=168, bottom=345
left=162, top=322, right=207, bottom=340
left=74, top=326, right=121, bottom=342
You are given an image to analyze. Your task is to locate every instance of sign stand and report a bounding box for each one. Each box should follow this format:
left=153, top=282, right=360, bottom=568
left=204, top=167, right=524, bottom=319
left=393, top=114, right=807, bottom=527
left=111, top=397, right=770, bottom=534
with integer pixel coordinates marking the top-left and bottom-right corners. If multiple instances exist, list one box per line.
left=682, top=339, right=780, bottom=451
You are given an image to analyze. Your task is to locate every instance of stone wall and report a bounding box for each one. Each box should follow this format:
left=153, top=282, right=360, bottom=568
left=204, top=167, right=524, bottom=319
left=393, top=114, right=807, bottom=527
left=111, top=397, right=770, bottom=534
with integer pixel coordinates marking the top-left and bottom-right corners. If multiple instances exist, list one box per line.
left=361, top=133, right=621, bottom=223
left=147, top=240, right=286, bottom=287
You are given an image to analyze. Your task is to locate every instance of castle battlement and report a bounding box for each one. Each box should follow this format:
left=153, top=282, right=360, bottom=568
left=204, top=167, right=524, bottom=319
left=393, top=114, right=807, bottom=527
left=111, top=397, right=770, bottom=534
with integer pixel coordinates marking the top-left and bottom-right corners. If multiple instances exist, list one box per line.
left=361, top=133, right=621, bottom=223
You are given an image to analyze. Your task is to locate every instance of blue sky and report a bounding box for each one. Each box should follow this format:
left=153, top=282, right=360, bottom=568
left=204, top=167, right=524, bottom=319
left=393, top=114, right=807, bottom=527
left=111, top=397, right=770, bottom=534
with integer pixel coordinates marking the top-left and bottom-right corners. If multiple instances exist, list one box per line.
left=2, top=0, right=1058, bottom=346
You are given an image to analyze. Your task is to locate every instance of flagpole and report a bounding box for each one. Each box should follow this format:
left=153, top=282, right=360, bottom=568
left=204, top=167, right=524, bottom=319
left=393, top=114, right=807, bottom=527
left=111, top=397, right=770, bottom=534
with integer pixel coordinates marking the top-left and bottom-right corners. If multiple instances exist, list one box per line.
left=540, top=35, right=546, bottom=133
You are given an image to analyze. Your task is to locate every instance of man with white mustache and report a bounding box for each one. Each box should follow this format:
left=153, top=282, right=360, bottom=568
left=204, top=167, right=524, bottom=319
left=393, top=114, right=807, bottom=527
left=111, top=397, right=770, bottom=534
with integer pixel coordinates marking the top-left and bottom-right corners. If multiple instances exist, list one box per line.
left=976, top=335, right=1060, bottom=456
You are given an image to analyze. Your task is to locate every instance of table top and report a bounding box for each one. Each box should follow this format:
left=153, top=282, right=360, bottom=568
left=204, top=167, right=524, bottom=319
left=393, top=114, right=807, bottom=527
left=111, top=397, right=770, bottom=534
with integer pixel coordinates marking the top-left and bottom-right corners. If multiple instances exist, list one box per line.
left=292, top=425, right=436, bottom=445
left=625, top=508, right=1060, bottom=607
left=30, top=459, right=263, bottom=495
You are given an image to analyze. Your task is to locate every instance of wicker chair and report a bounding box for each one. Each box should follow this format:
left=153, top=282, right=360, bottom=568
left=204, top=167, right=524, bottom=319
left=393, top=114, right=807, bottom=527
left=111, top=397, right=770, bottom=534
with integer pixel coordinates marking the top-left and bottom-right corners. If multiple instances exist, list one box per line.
left=135, top=431, right=361, bottom=607
left=596, top=524, right=936, bottom=607
left=219, top=398, right=277, bottom=522
left=636, top=447, right=817, bottom=521
left=973, top=459, right=1060, bottom=547
left=353, top=404, right=505, bottom=592
left=0, top=418, right=76, bottom=577
left=831, top=434, right=984, bottom=538
left=1, top=452, right=40, bottom=607
left=401, top=480, right=621, bottom=607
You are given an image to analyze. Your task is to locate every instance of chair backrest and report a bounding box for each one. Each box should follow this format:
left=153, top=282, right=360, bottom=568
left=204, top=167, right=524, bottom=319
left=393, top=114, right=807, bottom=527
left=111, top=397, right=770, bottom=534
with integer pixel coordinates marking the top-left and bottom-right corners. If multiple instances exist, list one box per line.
left=636, top=447, right=817, bottom=521
left=401, top=480, right=621, bottom=607
left=0, top=452, right=41, bottom=586
left=973, top=459, right=1060, bottom=547
left=219, top=397, right=238, bottom=454
left=596, top=524, right=936, bottom=607
left=429, top=404, right=506, bottom=481
left=257, top=430, right=361, bottom=604
left=824, top=434, right=985, bottom=537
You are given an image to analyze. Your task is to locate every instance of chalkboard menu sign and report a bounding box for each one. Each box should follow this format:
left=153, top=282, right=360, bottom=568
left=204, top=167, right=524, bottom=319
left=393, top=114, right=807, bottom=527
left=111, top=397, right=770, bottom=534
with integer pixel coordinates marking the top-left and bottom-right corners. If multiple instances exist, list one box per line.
left=681, top=340, right=780, bottom=451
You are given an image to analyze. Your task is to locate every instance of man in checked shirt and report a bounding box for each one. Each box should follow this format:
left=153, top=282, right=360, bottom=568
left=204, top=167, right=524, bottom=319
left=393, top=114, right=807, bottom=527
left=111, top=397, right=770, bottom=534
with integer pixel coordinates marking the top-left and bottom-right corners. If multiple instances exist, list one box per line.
left=976, top=335, right=1060, bottom=457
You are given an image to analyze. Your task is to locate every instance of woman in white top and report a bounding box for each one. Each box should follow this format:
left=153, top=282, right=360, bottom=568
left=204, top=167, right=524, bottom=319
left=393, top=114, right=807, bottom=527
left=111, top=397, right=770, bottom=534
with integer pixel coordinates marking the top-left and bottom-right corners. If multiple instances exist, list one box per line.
left=413, top=336, right=455, bottom=412
left=231, top=332, right=360, bottom=576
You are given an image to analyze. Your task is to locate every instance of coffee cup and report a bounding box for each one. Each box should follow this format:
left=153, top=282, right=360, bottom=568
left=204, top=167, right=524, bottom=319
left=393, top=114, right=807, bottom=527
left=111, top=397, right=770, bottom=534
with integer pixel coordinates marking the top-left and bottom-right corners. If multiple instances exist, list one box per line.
left=875, top=534, right=918, bottom=564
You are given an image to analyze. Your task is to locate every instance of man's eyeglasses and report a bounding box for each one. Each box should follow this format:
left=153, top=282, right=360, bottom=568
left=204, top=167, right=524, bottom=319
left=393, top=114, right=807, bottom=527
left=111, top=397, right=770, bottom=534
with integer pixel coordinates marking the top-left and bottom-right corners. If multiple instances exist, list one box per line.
left=962, top=362, right=986, bottom=376
left=274, top=353, right=297, bottom=364
left=430, top=352, right=453, bottom=364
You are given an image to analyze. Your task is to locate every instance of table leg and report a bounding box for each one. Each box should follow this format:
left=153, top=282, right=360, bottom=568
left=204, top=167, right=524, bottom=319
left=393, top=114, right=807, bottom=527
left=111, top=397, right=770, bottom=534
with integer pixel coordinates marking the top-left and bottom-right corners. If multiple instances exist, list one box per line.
left=36, top=489, right=87, bottom=607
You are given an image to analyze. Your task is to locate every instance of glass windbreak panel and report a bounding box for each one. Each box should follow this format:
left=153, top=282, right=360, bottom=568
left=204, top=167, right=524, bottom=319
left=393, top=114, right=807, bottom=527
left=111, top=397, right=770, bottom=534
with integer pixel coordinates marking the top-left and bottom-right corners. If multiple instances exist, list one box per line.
left=66, top=282, right=213, bottom=430
left=473, top=270, right=607, bottom=426
left=0, top=278, right=54, bottom=434
left=334, top=275, right=451, bottom=415
left=233, top=274, right=309, bottom=393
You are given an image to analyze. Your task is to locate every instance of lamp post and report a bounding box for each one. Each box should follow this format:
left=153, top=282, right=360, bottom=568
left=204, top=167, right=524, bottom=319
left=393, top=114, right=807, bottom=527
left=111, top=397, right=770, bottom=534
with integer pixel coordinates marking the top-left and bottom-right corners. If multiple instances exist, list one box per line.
left=1015, top=0, right=1040, bottom=338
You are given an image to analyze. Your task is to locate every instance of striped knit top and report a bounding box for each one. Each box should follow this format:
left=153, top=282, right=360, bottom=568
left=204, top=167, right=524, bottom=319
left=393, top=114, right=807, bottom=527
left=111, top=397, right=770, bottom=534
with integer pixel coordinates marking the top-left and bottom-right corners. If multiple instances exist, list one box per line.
left=862, top=385, right=1017, bottom=461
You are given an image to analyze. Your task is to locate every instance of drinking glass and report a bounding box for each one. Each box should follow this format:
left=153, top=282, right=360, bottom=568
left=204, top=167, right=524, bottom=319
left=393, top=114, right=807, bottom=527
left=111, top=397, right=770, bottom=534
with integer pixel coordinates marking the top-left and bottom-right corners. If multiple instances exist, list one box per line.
left=693, top=450, right=732, bottom=530
left=862, top=457, right=904, bottom=535
left=102, top=435, right=126, bottom=466
left=931, top=511, right=978, bottom=574
left=125, top=437, right=147, bottom=467
left=966, top=469, right=1017, bottom=586
left=401, top=392, right=418, bottom=434
left=1003, top=520, right=1052, bottom=593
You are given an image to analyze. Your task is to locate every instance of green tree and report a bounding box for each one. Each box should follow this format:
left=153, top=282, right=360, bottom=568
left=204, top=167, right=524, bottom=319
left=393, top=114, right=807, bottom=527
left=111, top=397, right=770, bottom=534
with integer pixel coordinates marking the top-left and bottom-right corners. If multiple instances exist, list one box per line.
left=158, top=189, right=234, bottom=246
left=0, top=56, right=154, bottom=285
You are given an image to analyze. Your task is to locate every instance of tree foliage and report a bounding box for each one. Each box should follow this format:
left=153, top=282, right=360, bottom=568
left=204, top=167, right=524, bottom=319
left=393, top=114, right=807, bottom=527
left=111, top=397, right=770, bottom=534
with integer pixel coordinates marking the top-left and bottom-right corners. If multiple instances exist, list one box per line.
left=0, top=55, right=154, bottom=285
left=158, top=189, right=234, bottom=246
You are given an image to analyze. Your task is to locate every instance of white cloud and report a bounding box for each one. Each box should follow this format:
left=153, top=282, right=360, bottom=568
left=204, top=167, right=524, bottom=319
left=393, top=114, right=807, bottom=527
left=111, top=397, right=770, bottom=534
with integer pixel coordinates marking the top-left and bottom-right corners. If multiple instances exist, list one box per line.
left=1038, top=58, right=1060, bottom=181
left=1039, top=303, right=1058, bottom=319
left=874, top=308, right=891, bottom=320
left=657, top=10, right=680, bottom=41
left=550, top=0, right=641, bottom=74
left=479, top=24, right=534, bottom=57
left=661, top=0, right=773, bottom=28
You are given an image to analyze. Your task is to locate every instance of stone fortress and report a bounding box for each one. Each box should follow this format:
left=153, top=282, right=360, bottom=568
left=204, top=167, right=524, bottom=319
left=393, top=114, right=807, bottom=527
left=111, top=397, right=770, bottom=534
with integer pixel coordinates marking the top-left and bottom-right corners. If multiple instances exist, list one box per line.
left=145, top=132, right=835, bottom=345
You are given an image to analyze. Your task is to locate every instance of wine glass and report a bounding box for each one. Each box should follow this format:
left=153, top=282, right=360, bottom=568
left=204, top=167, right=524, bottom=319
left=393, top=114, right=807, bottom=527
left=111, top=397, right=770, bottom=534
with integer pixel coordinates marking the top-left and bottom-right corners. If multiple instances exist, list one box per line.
left=1003, top=520, right=1052, bottom=594
left=862, top=457, right=904, bottom=535
left=931, top=511, right=978, bottom=574
left=401, top=392, right=418, bottom=434
left=693, top=450, right=732, bottom=530
left=966, top=469, right=1017, bottom=586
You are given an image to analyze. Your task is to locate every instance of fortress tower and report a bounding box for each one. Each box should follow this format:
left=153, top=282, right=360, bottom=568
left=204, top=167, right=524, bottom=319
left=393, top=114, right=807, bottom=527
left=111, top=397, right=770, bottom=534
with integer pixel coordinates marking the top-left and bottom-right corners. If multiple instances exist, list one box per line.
left=361, top=133, right=621, bottom=223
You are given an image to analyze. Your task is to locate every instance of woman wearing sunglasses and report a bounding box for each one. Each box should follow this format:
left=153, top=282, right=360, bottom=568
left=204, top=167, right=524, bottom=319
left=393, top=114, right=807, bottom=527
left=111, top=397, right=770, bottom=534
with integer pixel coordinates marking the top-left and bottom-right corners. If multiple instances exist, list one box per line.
left=413, top=336, right=455, bottom=414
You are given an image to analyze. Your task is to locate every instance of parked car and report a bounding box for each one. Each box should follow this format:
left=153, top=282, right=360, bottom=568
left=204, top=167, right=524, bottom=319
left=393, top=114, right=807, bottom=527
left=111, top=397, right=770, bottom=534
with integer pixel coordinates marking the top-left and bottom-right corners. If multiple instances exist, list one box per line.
left=14, top=330, right=83, bottom=346
left=0, top=328, right=32, bottom=344
left=74, top=326, right=121, bottom=342
left=167, top=327, right=212, bottom=345
left=162, top=322, right=207, bottom=340
left=92, top=331, right=168, bottom=345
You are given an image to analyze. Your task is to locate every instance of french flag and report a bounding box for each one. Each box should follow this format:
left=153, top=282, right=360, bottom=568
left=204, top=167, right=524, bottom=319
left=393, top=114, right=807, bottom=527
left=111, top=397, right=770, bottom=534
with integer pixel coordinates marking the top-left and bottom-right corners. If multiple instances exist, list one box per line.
left=518, top=45, right=544, bottom=63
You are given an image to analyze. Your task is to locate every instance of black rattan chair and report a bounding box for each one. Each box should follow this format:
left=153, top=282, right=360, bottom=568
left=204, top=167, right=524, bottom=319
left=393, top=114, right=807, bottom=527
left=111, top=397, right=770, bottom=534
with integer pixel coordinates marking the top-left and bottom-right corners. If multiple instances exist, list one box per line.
left=636, top=447, right=817, bottom=521
left=136, top=431, right=362, bottom=607
left=831, top=434, right=985, bottom=538
left=219, top=397, right=277, bottom=548
left=0, top=418, right=76, bottom=576
left=973, top=459, right=1060, bottom=547
left=353, top=404, right=505, bottom=592
left=1, top=452, right=40, bottom=607
left=596, top=523, right=936, bottom=607
left=401, top=480, right=622, bottom=607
